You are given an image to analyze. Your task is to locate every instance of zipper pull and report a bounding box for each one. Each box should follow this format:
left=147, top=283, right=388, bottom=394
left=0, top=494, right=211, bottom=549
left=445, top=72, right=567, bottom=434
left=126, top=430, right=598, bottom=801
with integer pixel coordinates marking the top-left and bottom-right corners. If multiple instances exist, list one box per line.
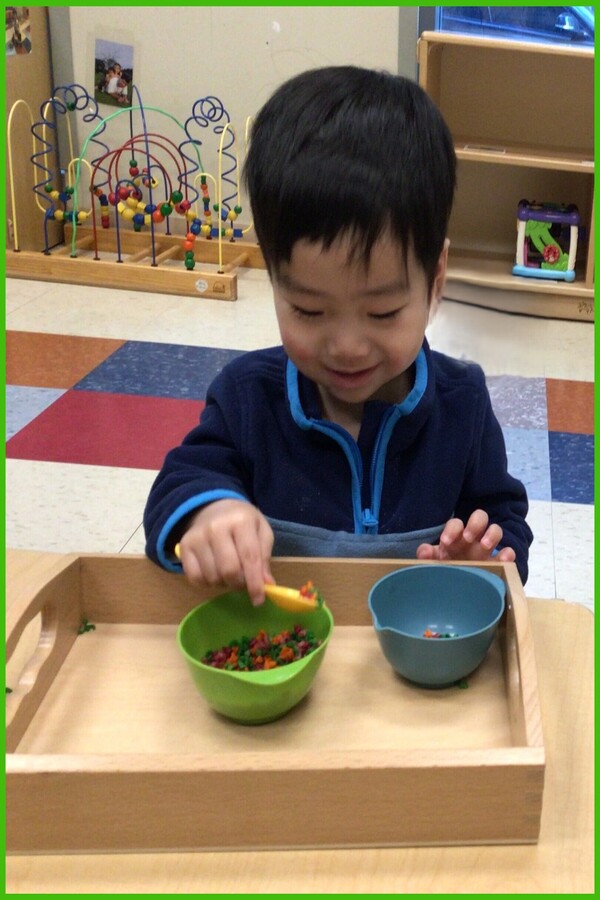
left=361, top=508, right=379, bottom=532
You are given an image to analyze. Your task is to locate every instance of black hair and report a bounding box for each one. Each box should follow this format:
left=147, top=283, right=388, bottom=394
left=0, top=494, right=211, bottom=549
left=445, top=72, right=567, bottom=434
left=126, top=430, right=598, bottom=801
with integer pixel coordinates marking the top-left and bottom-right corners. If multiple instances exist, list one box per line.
left=243, top=66, right=456, bottom=290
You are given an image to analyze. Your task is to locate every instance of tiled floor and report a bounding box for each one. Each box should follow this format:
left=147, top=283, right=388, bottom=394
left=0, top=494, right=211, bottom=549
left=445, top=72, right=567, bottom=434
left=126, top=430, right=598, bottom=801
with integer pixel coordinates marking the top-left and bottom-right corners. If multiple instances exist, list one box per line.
left=5, top=273, right=594, bottom=612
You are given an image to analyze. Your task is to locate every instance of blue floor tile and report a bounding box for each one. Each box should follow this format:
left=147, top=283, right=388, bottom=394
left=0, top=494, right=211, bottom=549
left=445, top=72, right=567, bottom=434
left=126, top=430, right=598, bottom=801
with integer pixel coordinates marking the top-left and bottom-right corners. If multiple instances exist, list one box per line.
left=73, top=341, right=244, bottom=400
left=502, top=427, right=552, bottom=502
left=5, top=385, right=65, bottom=439
left=548, top=432, right=594, bottom=504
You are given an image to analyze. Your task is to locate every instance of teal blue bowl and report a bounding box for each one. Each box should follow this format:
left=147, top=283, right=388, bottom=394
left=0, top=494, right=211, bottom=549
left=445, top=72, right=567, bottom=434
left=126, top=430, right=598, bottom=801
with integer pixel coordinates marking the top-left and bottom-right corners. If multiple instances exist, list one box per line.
left=178, top=591, right=334, bottom=724
left=368, top=566, right=506, bottom=688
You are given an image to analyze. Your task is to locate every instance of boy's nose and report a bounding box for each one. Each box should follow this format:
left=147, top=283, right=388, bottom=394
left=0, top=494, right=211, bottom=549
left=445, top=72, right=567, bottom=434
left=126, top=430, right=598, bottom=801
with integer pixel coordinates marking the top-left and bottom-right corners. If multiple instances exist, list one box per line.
left=326, top=326, right=370, bottom=362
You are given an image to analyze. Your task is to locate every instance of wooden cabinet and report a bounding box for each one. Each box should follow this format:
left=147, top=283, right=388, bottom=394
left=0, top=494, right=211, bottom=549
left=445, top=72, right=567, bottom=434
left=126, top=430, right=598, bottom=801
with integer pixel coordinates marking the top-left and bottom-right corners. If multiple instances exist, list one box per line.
left=417, top=32, right=594, bottom=321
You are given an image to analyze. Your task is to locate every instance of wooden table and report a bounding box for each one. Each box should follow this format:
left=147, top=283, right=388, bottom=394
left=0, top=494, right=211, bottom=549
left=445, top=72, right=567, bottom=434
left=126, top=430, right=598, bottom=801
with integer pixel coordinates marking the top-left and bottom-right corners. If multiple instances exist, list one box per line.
left=5, top=550, right=594, bottom=894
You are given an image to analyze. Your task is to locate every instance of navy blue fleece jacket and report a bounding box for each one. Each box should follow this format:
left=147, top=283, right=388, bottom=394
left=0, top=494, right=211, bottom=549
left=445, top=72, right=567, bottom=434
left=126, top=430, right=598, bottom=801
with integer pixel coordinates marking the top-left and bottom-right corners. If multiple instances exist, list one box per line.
left=144, top=339, right=532, bottom=582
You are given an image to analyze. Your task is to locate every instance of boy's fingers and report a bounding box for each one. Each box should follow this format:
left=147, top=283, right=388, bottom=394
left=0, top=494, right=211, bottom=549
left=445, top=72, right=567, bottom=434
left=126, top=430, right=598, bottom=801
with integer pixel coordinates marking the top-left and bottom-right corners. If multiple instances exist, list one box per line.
left=496, top=545, right=516, bottom=562
left=258, top=516, right=275, bottom=584
left=179, top=549, right=205, bottom=586
left=440, top=518, right=465, bottom=547
left=192, top=543, right=220, bottom=585
left=210, top=532, right=247, bottom=589
left=242, top=556, right=267, bottom=606
left=178, top=506, right=275, bottom=605
left=192, top=526, right=237, bottom=586
left=233, top=524, right=270, bottom=607
left=480, top=523, right=503, bottom=551
left=463, top=509, right=490, bottom=543
left=416, top=543, right=436, bottom=560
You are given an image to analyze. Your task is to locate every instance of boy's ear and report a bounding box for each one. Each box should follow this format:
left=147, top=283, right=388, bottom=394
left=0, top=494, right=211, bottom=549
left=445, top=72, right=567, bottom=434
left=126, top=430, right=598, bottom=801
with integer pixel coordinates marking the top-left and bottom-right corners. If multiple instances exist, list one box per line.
left=430, top=238, right=450, bottom=305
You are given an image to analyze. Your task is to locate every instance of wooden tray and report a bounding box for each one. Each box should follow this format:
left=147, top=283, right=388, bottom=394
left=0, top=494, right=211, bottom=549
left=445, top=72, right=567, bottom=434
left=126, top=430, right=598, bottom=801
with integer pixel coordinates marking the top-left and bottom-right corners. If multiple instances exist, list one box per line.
left=6, top=555, right=545, bottom=853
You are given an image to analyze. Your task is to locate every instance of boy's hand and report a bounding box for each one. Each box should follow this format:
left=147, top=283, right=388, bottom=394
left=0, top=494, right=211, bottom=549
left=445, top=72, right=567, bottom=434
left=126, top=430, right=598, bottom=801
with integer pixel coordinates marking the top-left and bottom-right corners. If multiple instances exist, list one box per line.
left=176, top=500, right=275, bottom=606
left=416, top=509, right=516, bottom=565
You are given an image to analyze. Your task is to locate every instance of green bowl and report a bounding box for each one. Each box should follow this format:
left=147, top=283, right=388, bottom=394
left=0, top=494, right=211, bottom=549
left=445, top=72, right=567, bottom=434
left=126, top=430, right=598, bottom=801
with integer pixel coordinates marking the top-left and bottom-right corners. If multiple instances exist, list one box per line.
left=177, top=591, right=334, bottom=724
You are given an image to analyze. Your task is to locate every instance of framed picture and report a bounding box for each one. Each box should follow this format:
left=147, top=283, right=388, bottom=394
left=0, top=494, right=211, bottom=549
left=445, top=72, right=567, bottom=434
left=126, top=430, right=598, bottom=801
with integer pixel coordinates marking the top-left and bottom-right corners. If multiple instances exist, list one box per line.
left=94, top=38, right=134, bottom=108
left=6, top=6, right=32, bottom=56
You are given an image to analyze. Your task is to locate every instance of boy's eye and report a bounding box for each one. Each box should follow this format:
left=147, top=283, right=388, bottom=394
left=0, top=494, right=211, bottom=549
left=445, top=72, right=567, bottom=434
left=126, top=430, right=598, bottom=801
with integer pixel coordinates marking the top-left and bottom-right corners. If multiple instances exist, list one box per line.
left=369, top=308, right=402, bottom=320
left=291, top=305, right=323, bottom=318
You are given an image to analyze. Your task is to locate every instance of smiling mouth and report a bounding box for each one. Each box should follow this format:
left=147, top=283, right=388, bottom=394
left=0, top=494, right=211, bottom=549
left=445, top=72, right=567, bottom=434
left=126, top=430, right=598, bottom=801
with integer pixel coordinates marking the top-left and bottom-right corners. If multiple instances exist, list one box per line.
left=327, top=365, right=378, bottom=385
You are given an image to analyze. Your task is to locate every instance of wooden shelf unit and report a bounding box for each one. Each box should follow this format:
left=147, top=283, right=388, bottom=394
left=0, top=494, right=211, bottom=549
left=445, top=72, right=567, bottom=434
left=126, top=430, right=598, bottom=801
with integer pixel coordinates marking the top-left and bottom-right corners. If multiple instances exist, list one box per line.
left=417, top=32, right=594, bottom=321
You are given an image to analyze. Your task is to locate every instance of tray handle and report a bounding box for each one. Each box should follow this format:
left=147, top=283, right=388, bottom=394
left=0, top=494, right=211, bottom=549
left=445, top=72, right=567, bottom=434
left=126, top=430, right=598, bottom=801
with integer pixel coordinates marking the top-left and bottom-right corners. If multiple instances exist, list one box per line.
left=6, top=554, right=83, bottom=752
left=501, top=564, right=544, bottom=749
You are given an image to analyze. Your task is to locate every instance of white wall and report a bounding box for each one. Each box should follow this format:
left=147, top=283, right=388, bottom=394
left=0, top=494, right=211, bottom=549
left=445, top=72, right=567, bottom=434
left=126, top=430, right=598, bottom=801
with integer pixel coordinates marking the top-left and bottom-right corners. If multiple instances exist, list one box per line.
left=48, top=6, right=418, bottom=230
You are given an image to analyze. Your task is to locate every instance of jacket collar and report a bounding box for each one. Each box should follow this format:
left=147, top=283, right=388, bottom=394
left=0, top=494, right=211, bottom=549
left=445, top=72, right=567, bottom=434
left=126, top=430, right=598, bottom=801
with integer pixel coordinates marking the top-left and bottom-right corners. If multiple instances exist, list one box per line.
left=286, top=338, right=433, bottom=431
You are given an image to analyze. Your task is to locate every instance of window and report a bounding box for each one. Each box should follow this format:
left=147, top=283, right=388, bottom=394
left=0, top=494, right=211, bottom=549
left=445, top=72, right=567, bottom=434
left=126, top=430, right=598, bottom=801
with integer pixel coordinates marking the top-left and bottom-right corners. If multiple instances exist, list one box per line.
left=429, top=6, right=594, bottom=46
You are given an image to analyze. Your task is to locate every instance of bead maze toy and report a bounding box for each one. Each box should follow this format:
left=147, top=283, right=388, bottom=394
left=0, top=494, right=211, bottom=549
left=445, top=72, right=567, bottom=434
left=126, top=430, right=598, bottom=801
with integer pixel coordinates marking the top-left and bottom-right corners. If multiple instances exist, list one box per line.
left=512, top=200, right=579, bottom=283
left=6, top=84, right=266, bottom=300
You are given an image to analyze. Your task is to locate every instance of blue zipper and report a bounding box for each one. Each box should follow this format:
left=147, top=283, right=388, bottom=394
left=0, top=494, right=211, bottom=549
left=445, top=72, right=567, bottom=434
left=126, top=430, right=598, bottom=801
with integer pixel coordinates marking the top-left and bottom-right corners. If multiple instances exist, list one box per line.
left=368, top=350, right=428, bottom=527
left=306, top=418, right=367, bottom=533
left=286, top=360, right=367, bottom=533
left=368, top=406, right=401, bottom=530
left=286, top=350, right=428, bottom=535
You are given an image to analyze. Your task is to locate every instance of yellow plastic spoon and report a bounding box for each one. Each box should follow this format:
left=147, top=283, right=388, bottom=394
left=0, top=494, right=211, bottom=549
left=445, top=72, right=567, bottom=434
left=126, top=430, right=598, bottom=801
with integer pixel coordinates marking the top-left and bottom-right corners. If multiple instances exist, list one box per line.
left=262, top=583, right=320, bottom=613
left=173, top=544, right=321, bottom=613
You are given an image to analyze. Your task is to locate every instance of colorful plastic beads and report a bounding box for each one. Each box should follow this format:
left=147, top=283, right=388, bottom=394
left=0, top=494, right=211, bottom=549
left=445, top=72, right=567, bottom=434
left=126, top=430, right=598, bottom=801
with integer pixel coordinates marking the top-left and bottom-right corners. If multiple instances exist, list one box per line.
left=298, top=580, right=324, bottom=608
left=423, top=629, right=459, bottom=639
left=202, top=625, right=322, bottom=671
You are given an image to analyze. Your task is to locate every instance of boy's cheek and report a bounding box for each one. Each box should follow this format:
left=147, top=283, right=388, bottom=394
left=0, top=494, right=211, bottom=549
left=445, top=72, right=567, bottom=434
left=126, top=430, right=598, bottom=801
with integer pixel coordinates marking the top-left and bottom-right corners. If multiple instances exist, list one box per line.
left=278, top=328, right=315, bottom=366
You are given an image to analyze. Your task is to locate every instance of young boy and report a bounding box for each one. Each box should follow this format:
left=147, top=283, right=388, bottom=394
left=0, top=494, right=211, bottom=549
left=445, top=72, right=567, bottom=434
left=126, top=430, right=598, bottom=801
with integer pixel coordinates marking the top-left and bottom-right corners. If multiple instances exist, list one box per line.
left=144, top=66, right=533, bottom=604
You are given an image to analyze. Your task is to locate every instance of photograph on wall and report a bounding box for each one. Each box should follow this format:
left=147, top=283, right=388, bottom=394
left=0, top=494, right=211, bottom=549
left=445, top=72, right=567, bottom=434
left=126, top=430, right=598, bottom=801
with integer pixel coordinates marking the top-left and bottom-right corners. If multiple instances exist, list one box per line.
left=94, top=38, right=134, bottom=108
left=6, top=6, right=32, bottom=56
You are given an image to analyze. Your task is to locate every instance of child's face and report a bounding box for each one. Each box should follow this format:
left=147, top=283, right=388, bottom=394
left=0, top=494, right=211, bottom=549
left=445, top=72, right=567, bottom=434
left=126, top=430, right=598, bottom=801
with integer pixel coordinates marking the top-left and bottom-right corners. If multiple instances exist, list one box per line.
left=273, top=232, right=447, bottom=412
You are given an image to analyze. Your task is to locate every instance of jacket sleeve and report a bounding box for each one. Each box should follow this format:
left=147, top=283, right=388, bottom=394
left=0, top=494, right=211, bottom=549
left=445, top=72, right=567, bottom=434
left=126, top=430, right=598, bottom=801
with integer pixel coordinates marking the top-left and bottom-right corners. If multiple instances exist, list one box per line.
left=143, top=370, right=252, bottom=572
left=455, top=374, right=533, bottom=584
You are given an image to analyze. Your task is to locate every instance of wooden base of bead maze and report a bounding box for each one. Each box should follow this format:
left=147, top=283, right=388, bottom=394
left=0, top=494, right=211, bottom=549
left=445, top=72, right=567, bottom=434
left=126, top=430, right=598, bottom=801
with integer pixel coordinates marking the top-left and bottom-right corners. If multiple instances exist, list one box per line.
left=5, top=227, right=267, bottom=301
